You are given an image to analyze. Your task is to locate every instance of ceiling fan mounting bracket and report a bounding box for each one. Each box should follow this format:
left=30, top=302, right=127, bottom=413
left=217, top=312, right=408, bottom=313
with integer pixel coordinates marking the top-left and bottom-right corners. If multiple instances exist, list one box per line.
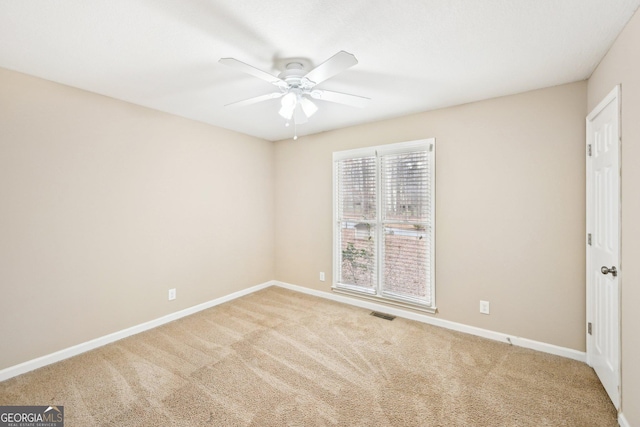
left=278, top=62, right=315, bottom=89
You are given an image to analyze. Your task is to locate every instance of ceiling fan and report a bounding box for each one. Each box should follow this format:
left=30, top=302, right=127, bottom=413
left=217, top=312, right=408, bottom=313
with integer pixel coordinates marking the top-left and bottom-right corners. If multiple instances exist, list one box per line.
left=219, top=51, right=369, bottom=139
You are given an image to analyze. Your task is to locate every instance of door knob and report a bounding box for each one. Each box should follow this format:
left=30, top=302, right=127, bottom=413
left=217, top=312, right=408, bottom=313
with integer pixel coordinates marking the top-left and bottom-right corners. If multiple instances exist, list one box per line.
left=601, top=266, right=618, bottom=277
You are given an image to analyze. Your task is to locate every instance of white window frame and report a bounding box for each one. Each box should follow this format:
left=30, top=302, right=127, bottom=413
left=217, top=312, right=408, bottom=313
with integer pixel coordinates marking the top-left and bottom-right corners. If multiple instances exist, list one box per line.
left=332, top=138, right=436, bottom=313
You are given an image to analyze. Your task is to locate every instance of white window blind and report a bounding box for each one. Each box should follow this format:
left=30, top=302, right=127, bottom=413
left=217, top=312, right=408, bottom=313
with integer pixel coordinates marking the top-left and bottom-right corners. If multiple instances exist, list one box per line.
left=333, top=139, right=435, bottom=310
left=336, top=156, right=377, bottom=291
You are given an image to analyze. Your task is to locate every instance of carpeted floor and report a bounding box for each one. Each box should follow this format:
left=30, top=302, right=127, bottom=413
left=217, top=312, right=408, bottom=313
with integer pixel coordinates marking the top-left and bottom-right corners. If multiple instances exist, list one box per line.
left=0, top=286, right=617, bottom=426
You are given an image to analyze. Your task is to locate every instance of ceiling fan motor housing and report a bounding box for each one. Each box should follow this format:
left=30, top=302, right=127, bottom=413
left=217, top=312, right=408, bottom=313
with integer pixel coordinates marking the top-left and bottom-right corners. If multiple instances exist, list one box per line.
left=279, top=62, right=315, bottom=90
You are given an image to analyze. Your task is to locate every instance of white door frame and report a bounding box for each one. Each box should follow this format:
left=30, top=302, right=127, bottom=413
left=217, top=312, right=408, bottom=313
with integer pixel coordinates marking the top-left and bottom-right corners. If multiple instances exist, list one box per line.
left=585, top=85, right=621, bottom=409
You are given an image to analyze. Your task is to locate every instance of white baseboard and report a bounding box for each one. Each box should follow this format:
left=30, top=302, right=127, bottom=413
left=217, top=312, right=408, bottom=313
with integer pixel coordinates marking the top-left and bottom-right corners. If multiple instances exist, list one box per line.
left=274, top=281, right=586, bottom=363
left=0, top=280, right=275, bottom=382
left=0, top=279, right=587, bottom=383
left=619, top=413, right=631, bottom=427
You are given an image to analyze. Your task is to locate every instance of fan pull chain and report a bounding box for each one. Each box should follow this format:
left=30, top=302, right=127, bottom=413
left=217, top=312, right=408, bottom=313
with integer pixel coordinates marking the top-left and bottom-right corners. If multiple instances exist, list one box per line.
left=283, top=120, right=298, bottom=140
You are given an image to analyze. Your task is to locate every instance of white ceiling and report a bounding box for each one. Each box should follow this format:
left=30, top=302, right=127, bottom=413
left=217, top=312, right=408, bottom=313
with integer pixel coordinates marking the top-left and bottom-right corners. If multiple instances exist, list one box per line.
left=1, top=1, right=638, bottom=141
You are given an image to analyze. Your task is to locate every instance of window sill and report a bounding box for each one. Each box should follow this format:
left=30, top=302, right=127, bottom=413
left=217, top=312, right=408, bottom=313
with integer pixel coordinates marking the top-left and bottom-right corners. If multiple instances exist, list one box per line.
left=332, top=285, right=437, bottom=314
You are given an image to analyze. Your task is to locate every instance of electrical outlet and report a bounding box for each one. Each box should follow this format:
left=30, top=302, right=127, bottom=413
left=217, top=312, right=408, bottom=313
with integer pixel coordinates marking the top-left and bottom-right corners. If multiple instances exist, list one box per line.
left=479, top=300, right=490, bottom=315
left=168, top=288, right=176, bottom=301
left=319, top=272, right=325, bottom=282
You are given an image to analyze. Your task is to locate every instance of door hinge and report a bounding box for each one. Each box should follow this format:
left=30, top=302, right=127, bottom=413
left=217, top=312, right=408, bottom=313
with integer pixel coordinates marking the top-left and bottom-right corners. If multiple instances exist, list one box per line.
left=587, top=144, right=592, bottom=156
left=588, top=233, right=592, bottom=246
left=588, top=322, right=592, bottom=335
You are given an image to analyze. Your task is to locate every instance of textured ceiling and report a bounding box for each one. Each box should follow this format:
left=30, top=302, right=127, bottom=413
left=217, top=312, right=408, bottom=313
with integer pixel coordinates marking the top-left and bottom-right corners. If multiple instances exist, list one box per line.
left=1, top=0, right=639, bottom=141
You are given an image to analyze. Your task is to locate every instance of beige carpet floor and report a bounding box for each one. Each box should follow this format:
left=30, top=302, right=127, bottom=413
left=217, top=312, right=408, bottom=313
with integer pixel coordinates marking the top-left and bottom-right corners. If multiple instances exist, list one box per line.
left=0, top=286, right=617, bottom=426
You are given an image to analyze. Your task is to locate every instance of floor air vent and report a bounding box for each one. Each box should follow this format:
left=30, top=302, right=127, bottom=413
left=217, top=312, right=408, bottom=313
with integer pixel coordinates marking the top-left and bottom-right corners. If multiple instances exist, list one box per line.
left=370, top=311, right=396, bottom=321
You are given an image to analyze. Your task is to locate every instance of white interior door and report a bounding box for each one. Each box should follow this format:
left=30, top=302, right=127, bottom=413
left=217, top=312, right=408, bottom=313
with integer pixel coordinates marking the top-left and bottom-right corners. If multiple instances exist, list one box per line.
left=586, top=85, right=620, bottom=410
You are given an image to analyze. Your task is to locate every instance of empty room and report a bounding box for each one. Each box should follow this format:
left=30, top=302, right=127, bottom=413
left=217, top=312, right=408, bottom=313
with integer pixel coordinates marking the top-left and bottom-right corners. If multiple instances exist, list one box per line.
left=1, top=1, right=639, bottom=426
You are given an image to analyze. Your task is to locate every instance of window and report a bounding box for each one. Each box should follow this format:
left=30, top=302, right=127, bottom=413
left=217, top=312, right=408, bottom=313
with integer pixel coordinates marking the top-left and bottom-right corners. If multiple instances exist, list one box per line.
left=333, top=139, right=435, bottom=311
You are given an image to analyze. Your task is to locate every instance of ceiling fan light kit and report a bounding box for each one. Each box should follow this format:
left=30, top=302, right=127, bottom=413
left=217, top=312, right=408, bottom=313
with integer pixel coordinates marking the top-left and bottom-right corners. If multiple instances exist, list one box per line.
left=300, top=97, right=318, bottom=117
left=278, top=92, right=297, bottom=120
left=219, top=51, right=370, bottom=140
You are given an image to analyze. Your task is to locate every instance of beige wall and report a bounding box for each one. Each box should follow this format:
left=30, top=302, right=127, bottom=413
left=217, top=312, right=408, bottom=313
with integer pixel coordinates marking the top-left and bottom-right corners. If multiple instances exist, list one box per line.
left=0, top=68, right=275, bottom=370
left=275, top=81, right=587, bottom=351
left=588, top=8, right=640, bottom=425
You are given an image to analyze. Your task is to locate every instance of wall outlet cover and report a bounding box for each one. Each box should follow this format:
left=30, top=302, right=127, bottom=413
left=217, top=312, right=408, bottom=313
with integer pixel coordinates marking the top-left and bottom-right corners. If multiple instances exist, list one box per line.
left=480, top=300, right=490, bottom=314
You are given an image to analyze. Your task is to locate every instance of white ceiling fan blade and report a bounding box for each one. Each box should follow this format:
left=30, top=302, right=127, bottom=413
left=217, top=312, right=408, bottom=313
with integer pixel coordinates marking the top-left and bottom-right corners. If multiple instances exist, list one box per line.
left=219, top=58, right=288, bottom=89
left=225, top=92, right=283, bottom=108
left=311, top=89, right=370, bottom=108
left=303, top=51, right=358, bottom=85
left=293, top=104, right=308, bottom=124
